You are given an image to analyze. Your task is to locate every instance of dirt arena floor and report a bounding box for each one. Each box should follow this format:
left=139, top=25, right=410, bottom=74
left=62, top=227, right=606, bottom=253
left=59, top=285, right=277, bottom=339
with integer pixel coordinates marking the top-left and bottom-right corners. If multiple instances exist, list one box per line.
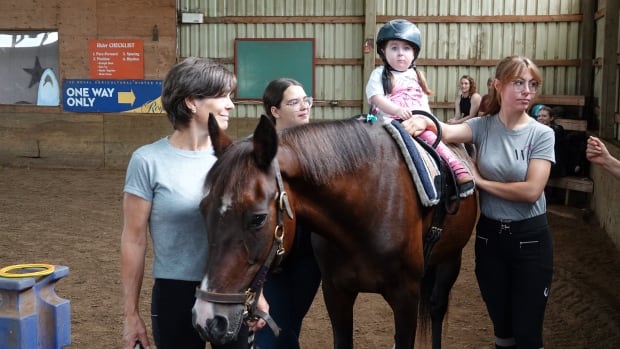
left=1, top=167, right=619, bottom=348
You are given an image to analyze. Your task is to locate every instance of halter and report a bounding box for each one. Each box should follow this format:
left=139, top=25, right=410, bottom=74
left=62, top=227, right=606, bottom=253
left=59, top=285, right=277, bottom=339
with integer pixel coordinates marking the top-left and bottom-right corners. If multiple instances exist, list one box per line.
left=194, top=159, right=293, bottom=336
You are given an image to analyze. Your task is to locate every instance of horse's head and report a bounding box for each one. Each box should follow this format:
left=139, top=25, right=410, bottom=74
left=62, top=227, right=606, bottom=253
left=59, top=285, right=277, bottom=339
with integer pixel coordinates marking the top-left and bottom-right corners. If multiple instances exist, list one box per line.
left=192, top=114, right=295, bottom=344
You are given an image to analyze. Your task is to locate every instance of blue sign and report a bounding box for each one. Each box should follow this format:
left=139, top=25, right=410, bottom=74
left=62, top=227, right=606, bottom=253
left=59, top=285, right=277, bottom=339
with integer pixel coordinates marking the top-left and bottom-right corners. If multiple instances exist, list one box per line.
left=62, top=79, right=163, bottom=113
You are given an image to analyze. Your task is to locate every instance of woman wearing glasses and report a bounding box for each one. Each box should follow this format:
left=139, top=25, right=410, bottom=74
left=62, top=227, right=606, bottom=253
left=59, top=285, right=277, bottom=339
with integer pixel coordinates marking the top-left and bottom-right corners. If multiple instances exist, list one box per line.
left=254, top=78, right=321, bottom=349
left=402, top=56, right=555, bottom=349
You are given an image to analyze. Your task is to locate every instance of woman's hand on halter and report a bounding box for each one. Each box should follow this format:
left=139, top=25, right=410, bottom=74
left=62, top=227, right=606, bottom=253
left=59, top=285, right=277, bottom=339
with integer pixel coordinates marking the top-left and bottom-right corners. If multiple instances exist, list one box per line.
left=246, top=292, right=270, bottom=332
left=401, top=115, right=436, bottom=137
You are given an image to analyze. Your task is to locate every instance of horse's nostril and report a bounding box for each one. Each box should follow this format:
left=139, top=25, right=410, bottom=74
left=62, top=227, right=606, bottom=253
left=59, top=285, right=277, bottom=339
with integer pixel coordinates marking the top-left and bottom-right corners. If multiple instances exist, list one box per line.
left=206, top=315, right=229, bottom=337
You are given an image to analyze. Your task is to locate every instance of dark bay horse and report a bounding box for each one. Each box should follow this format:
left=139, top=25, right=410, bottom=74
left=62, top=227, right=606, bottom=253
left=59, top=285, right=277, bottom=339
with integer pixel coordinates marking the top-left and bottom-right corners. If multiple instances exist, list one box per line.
left=192, top=114, right=478, bottom=349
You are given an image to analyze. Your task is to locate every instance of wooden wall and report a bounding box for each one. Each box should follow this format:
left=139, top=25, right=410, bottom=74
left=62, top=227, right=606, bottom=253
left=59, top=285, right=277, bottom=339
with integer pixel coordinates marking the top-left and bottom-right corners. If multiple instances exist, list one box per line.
left=0, top=0, right=618, bottom=166
left=589, top=141, right=620, bottom=247
left=0, top=0, right=177, bottom=169
left=588, top=0, right=620, bottom=247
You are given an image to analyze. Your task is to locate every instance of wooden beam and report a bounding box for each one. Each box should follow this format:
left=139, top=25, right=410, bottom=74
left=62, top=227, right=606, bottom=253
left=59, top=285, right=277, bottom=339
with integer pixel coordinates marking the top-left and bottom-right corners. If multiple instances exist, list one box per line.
left=197, top=14, right=582, bottom=25
left=378, top=15, right=582, bottom=23
left=555, top=119, right=588, bottom=132
left=202, top=16, right=363, bottom=24
left=234, top=99, right=363, bottom=108
left=416, top=59, right=580, bottom=67
left=533, top=95, right=586, bottom=106
left=430, top=102, right=454, bottom=109
left=315, top=58, right=362, bottom=65
left=192, top=57, right=579, bottom=68
left=0, top=105, right=61, bottom=113
left=234, top=100, right=454, bottom=109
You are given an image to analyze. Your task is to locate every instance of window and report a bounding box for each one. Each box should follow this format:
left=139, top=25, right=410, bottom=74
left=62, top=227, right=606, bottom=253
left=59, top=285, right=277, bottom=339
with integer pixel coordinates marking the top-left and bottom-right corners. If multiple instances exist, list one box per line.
left=0, top=31, right=60, bottom=106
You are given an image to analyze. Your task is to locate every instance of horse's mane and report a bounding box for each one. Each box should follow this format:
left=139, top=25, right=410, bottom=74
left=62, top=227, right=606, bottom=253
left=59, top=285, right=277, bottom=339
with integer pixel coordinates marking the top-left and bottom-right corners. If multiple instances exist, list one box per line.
left=206, top=118, right=377, bottom=195
left=279, top=118, right=375, bottom=185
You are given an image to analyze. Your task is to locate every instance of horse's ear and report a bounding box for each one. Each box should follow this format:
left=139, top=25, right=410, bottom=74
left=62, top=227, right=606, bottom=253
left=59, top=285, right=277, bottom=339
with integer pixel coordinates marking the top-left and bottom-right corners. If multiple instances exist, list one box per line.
left=208, top=113, right=233, bottom=157
left=252, top=114, right=278, bottom=171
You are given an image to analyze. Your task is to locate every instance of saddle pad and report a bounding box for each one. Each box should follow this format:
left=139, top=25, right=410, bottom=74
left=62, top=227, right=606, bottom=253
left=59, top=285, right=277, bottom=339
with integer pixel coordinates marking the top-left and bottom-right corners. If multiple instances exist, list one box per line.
left=383, top=119, right=441, bottom=206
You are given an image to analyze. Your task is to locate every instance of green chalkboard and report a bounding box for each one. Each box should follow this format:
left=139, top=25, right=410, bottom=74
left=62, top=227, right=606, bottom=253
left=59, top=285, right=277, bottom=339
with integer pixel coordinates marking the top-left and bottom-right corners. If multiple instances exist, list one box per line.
left=235, top=39, right=314, bottom=98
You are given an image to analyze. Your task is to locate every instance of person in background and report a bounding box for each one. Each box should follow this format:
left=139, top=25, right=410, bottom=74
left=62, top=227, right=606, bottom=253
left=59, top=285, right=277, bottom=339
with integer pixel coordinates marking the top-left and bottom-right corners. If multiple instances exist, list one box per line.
left=402, top=55, right=555, bottom=349
left=449, top=75, right=481, bottom=124
left=587, top=136, right=620, bottom=179
left=478, top=77, right=493, bottom=116
left=365, top=18, right=474, bottom=196
left=254, top=78, right=322, bottom=349
left=536, top=105, right=566, bottom=178
left=121, top=57, right=264, bottom=349
left=529, top=104, right=544, bottom=120
left=536, top=105, right=565, bottom=136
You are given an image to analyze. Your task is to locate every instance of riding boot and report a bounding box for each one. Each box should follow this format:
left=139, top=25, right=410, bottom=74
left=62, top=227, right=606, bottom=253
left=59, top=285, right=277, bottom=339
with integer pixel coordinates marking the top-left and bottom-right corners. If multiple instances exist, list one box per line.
left=418, top=130, right=474, bottom=197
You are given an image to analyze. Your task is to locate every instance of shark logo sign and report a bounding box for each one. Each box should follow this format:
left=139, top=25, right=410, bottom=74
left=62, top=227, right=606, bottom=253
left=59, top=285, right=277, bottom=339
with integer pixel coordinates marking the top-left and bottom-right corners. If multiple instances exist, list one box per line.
left=62, top=79, right=163, bottom=113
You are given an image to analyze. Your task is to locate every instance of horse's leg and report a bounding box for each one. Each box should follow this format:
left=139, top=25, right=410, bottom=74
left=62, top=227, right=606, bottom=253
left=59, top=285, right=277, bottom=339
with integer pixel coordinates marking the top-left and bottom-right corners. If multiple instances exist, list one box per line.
left=311, top=235, right=357, bottom=349
left=321, top=278, right=357, bottom=349
left=383, top=285, right=420, bottom=349
left=429, top=256, right=463, bottom=349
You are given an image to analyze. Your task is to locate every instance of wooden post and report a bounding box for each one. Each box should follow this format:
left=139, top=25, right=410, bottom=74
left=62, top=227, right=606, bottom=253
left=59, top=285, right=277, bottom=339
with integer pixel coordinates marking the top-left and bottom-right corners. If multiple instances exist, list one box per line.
left=363, top=0, right=377, bottom=113
left=579, top=0, right=595, bottom=120
left=601, top=0, right=619, bottom=139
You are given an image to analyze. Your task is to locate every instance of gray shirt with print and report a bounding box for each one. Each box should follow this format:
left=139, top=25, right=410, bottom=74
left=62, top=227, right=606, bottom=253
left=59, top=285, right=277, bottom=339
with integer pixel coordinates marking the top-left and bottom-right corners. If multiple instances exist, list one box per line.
left=124, top=137, right=216, bottom=281
left=467, top=115, right=555, bottom=221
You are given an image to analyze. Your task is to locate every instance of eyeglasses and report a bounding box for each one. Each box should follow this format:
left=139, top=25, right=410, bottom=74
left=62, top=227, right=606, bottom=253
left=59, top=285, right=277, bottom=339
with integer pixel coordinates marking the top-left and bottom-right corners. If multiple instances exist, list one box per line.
left=284, top=97, right=313, bottom=109
left=511, top=79, right=540, bottom=93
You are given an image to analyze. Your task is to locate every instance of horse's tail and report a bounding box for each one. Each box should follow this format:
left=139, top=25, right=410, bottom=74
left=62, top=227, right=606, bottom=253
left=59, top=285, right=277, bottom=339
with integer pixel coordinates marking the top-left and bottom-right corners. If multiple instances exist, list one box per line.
left=417, top=264, right=436, bottom=338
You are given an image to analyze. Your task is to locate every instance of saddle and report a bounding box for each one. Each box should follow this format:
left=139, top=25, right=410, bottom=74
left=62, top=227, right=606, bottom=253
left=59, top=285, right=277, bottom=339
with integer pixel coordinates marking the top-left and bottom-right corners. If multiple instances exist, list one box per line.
left=382, top=118, right=459, bottom=206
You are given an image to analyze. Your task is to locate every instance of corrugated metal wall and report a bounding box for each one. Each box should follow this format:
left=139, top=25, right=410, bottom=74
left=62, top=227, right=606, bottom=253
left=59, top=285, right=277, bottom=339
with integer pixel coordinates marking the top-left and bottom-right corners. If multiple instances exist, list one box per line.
left=178, top=0, right=366, bottom=120
left=177, top=0, right=584, bottom=121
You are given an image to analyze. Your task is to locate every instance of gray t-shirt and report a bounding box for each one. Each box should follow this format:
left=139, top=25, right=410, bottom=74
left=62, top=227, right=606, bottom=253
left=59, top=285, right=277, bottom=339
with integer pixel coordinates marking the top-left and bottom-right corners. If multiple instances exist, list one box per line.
left=124, top=137, right=216, bottom=281
left=467, top=115, right=555, bottom=221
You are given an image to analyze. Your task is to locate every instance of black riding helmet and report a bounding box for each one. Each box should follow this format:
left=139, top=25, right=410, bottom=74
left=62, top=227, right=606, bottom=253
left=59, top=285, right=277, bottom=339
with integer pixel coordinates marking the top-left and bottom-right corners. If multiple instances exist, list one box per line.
left=376, top=19, right=422, bottom=63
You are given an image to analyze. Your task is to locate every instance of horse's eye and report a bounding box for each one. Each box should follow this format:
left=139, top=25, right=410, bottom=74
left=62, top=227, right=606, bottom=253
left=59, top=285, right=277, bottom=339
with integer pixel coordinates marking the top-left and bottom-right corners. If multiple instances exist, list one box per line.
left=248, top=214, right=267, bottom=230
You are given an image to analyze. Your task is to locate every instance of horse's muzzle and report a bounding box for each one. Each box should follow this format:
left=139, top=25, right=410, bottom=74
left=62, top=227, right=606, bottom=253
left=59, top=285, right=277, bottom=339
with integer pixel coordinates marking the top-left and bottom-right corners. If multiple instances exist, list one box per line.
left=192, top=305, right=245, bottom=344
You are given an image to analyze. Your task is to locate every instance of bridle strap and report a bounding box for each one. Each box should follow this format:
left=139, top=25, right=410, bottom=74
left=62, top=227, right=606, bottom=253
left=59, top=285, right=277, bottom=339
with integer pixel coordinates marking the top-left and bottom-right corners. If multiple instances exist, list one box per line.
left=194, top=159, right=291, bottom=337
left=194, top=290, right=247, bottom=303
left=273, top=159, right=293, bottom=219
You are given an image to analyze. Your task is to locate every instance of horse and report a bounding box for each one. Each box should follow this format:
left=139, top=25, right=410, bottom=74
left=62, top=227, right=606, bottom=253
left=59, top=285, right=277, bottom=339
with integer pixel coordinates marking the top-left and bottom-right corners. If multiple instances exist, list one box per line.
left=192, top=113, right=479, bottom=349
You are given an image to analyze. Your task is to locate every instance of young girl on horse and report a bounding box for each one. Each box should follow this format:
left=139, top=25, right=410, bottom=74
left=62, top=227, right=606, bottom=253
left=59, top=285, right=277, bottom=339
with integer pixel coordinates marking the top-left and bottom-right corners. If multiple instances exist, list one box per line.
left=365, top=19, right=474, bottom=196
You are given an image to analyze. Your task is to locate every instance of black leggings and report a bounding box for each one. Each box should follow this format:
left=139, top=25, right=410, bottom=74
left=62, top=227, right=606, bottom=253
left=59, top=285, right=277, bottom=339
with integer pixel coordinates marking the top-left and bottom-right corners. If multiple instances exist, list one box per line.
left=475, top=215, right=553, bottom=349
left=151, top=278, right=249, bottom=349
